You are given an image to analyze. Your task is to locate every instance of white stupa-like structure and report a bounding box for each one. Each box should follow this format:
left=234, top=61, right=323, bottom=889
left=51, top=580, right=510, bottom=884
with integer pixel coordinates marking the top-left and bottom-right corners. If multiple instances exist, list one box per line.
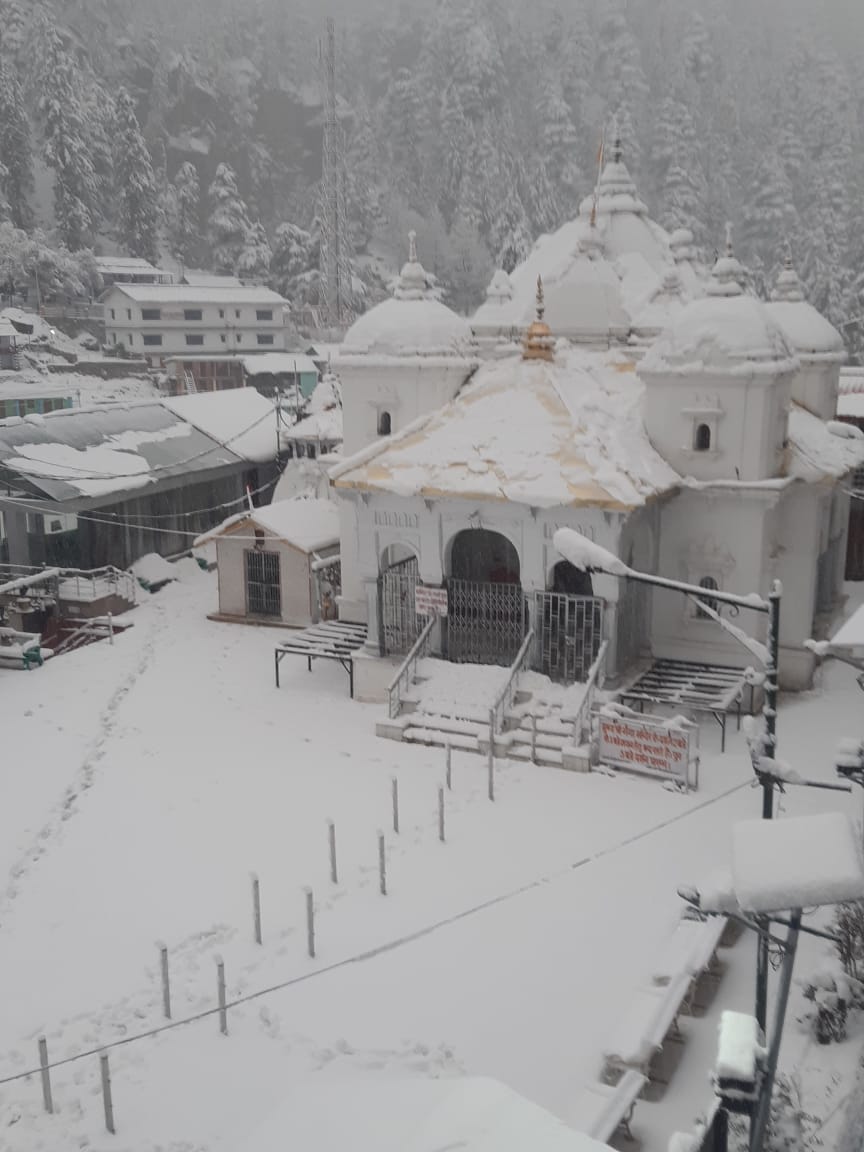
left=472, top=131, right=705, bottom=351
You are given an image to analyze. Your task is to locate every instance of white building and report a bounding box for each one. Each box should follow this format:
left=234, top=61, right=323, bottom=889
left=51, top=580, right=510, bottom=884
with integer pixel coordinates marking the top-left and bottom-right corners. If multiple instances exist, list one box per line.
left=103, top=283, right=289, bottom=366
left=328, top=139, right=864, bottom=705
left=95, top=255, right=172, bottom=288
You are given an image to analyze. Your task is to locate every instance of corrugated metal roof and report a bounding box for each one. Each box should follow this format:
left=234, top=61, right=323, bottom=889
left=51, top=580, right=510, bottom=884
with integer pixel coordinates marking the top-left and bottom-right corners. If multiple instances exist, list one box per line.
left=0, top=402, right=244, bottom=505
left=106, top=284, right=288, bottom=306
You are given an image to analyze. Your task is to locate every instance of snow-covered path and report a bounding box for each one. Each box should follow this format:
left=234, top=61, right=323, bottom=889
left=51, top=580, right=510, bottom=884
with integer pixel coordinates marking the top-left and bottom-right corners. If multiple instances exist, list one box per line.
left=1, top=564, right=862, bottom=1151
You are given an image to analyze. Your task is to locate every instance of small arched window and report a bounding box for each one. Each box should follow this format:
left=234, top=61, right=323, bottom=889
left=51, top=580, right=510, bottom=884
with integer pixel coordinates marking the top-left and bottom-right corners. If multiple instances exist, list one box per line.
left=694, top=423, right=712, bottom=451
left=696, top=575, right=719, bottom=618
left=378, top=410, right=392, bottom=436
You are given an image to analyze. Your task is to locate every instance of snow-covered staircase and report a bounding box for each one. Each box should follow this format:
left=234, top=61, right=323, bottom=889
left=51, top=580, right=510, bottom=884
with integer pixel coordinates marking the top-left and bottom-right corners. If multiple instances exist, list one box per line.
left=376, top=659, right=594, bottom=769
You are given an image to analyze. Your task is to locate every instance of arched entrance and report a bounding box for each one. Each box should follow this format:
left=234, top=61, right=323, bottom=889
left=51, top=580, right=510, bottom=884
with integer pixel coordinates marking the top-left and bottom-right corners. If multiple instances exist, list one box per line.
left=446, top=528, right=525, bottom=665
left=378, top=543, right=420, bottom=656
left=533, top=561, right=603, bottom=683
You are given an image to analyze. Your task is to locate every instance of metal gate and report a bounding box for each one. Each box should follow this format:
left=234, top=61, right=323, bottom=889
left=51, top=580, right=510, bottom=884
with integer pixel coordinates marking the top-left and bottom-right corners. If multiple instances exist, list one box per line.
left=446, top=579, right=526, bottom=665
left=378, top=555, right=420, bottom=655
left=245, top=549, right=281, bottom=617
left=533, top=592, right=603, bottom=682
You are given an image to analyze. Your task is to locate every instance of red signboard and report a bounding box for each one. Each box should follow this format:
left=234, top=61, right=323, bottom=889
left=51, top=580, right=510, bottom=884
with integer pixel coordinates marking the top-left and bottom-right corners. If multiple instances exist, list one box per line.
left=598, top=714, right=692, bottom=782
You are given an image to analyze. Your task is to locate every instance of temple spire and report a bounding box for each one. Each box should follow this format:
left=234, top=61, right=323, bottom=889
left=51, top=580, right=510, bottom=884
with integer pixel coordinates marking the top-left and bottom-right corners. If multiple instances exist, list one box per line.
left=707, top=222, right=747, bottom=298
left=394, top=229, right=429, bottom=300
left=771, top=243, right=805, bottom=303
left=522, top=276, right=554, bottom=362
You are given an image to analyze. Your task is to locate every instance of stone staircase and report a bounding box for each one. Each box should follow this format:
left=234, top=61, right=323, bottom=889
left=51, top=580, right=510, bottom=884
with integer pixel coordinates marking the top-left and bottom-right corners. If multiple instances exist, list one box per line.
left=376, top=659, right=593, bottom=769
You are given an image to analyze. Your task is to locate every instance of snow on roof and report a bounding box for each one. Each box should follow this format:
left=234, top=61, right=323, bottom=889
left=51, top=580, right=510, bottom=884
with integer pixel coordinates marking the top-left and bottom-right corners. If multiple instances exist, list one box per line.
left=787, top=403, right=864, bottom=481
left=641, top=295, right=797, bottom=378
left=343, top=297, right=475, bottom=358
left=106, top=283, right=287, bottom=306
left=288, top=407, right=342, bottom=443
left=333, top=348, right=679, bottom=511
left=837, top=392, right=864, bottom=419
left=162, top=388, right=277, bottom=464
left=0, top=371, right=156, bottom=406
left=234, top=1077, right=614, bottom=1152
left=830, top=603, right=864, bottom=650
left=243, top=353, right=319, bottom=376
left=766, top=300, right=846, bottom=360
left=0, top=318, right=19, bottom=339
left=0, top=401, right=235, bottom=502
left=95, top=256, right=164, bottom=274
left=181, top=271, right=243, bottom=288
left=196, top=497, right=339, bottom=553
left=731, top=813, right=864, bottom=913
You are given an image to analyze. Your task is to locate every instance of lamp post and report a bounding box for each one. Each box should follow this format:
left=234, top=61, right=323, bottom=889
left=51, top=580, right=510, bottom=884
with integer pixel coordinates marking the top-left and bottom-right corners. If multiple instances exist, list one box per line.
left=553, top=530, right=781, bottom=1033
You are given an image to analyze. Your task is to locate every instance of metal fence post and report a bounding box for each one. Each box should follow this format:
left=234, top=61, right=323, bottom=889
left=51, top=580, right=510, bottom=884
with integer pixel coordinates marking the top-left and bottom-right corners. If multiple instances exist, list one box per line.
left=100, top=1051, right=115, bottom=1134
left=378, top=831, right=387, bottom=895
left=252, top=873, right=262, bottom=945
left=391, top=777, right=399, bottom=834
left=305, top=887, right=315, bottom=958
left=328, top=820, right=338, bottom=884
left=38, top=1037, right=53, bottom=1114
left=216, top=956, right=227, bottom=1035
left=158, top=942, right=171, bottom=1019
left=438, top=786, right=445, bottom=842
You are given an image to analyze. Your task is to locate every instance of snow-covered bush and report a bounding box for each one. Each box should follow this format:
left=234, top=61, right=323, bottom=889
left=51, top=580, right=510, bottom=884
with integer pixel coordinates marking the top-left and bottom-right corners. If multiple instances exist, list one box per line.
left=833, top=901, right=864, bottom=981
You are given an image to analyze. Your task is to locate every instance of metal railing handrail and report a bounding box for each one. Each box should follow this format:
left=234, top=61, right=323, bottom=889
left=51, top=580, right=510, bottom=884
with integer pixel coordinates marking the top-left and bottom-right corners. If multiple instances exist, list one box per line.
left=387, top=614, right=437, bottom=720
left=570, top=639, right=609, bottom=746
left=490, top=628, right=535, bottom=734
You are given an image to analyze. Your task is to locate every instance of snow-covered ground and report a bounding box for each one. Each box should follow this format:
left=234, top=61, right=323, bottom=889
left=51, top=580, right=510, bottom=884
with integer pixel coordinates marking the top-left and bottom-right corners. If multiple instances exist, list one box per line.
left=1, top=566, right=863, bottom=1151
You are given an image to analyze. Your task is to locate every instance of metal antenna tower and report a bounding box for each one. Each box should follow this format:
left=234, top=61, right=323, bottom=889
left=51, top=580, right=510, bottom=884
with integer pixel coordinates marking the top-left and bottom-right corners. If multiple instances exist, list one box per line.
left=318, top=17, right=352, bottom=331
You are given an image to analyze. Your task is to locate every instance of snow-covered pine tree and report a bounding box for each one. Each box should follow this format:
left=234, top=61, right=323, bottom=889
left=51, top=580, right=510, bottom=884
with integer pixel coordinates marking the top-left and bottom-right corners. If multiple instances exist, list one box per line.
left=113, top=88, right=161, bottom=263
left=168, top=162, right=202, bottom=271
left=384, top=68, right=425, bottom=209
left=269, top=221, right=313, bottom=303
left=0, top=58, right=33, bottom=230
left=207, top=163, right=252, bottom=275
left=742, top=149, right=799, bottom=297
left=653, top=94, right=707, bottom=243
left=36, top=19, right=98, bottom=251
left=84, top=81, right=116, bottom=230
left=539, top=75, right=584, bottom=214
left=237, top=220, right=272, bottom=283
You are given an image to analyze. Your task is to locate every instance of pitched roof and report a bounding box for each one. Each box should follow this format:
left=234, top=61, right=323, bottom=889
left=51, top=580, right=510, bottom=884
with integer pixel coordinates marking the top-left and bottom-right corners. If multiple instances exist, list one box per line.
left=195, top=497, right=339, bottom=553
left=106, top=283, right=287, bottom=306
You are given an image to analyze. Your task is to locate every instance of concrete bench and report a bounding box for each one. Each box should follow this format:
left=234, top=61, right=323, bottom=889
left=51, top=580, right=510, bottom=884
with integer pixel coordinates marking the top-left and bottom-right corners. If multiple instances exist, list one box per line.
left=650, top=916, right=727, bottom=1011
left=572, top=1070, right=648, bottom=1143
left=602, top=973, right=691, bottom=1081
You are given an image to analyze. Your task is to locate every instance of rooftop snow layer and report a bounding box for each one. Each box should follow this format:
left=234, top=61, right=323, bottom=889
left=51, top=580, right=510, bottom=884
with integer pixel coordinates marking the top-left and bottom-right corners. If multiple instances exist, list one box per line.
left=716, top=1011, right=762, bottom=1084
left=233, top=1077, right=615, bottom=1152
left=641, top=296, right=798, bottom=377
left=195, top=497, right=339, bottom=553
left=787, top=403, right=864, bottom=481
left=765, top=300, right=846, bottom=359
left=731, top=812, right=864, bottom=913
left=106, top=283, right=287, bottom=306
left=162, top=388, right=278, bottom=464
left=242, top=353, right=319, bottom=376
left=343, top=297, right=475, bottom=358
left=287, top=407, right=343, bottom=443
left=332, top=348, right=679, bottom=510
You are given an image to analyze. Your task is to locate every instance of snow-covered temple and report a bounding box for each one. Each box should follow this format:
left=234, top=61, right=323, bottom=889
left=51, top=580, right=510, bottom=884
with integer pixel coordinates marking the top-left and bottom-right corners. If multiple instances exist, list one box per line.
left=329, top=138, right=864, bottom=705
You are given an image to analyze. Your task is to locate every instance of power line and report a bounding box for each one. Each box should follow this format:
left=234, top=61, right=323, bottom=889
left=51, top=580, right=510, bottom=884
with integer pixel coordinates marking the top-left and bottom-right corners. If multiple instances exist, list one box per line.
left=0, top=406, right=278, bottom=482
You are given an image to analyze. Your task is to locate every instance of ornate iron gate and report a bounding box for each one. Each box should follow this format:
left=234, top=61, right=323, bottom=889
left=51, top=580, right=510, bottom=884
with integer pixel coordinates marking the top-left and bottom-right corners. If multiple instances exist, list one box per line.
left=446, top=579, right=526, bottom=665
left=378, top=555, right=420, bottom=655
left=533, top=592, right=604, bottom=682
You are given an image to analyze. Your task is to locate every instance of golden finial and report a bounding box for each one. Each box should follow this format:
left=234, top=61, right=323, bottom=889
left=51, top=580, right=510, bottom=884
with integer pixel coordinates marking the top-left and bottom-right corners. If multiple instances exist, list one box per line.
left=523, top=275, right=554, bottom=363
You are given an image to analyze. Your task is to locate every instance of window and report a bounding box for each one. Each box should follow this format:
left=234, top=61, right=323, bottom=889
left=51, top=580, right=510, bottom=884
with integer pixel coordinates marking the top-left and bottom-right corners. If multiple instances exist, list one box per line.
left=307, top=443, right=316, bottom=459
left=694, top=423, right=712, bottom=451
left=184, top=308, right=203, bottom=321
left=256, top=309, right=273, bottom=321
left=126, top=309, right=132, bottom=319
left=245, top=549, right=281, bottom=617
left=219, top=309, right=225, bottom=319
left=378, top=410, right=392, bottom=436
left=220, top=334, right=227, bottom=343
left=185, top=334, right=204, bottom=346
left=256, top=334, right=274, bottom=346
left=695, top=576, right=719, bottom=619
left=235, top=309, right=241, bottom=318
left=110, top=308, right=115, bottom=320
left=141, top=308, right=161, bottom=320
left=143, top=334, right=163, bottom=347
left=128, top=334, right=133, bottom=344
left=235, top=333, right=242, bottom=343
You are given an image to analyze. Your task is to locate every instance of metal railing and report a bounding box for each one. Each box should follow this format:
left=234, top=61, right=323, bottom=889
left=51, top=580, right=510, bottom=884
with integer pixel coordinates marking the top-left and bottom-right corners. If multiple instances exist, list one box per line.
left=570, top=639, right=609, bottom=747
left=387, top=613, right=437, bottom=719
left=490, top=628, right=535, bottom=735
left=56, top=566, right=137, bottom=605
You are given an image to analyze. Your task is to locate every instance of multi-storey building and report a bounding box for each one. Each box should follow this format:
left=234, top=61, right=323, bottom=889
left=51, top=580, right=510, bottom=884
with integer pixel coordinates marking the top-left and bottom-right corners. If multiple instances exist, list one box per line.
left=102, top=284, right=289, bottom=366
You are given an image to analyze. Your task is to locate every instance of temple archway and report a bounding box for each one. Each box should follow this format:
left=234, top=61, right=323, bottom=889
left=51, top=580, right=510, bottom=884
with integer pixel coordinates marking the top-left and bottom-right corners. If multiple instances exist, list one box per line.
left=448, top=528, right=521, bottom=586
left=549, top=560, right=594, bottom=597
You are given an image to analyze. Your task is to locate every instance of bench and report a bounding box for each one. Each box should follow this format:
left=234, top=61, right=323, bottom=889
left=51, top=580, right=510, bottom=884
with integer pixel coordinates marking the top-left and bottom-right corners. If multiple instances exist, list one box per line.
left=274, top=621, right=368, bottom=697
left=602, top=973, right=691, bottom=1081
left=650, top=916, right=727, bottom=1012
left=571, top=1070, right=648, bottom=1143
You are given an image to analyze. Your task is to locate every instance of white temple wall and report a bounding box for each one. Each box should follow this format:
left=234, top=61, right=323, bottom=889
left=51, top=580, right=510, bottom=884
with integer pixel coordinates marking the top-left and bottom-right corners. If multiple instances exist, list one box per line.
left=790, top=361, right=840, bottom=422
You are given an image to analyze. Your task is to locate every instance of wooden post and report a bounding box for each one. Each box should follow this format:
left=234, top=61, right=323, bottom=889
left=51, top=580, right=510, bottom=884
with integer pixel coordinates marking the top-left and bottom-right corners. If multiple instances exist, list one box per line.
left=438, top=786, right=445, bottom=842
left=487, top=710, right=495, bottom=802
left=38, top=1037, right=53, bottom=1115
left=378, top=831, right=387, bottom=895
left=445, top=744, right=452, bottom=790
left=216, top=956, right=227, bottom=1035
left=158, top=942, right=171, bottom=1019
left=391, top=777, right=399, bottom=834
left=531, top=714, right=537, bottom=763
left=107, top=611, right=114, bottom=645
left=305, top=887, right=315, bottom=958
left=100, top=1051, right=115, bottom=1134
left=328, top=820, right=338, bottom=884
left=251, top=873, right=262, bottom=945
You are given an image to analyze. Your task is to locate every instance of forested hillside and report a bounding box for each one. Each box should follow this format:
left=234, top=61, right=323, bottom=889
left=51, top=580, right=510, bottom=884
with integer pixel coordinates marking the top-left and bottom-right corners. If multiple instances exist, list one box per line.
left=0, top=0, right=862, bottom=352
